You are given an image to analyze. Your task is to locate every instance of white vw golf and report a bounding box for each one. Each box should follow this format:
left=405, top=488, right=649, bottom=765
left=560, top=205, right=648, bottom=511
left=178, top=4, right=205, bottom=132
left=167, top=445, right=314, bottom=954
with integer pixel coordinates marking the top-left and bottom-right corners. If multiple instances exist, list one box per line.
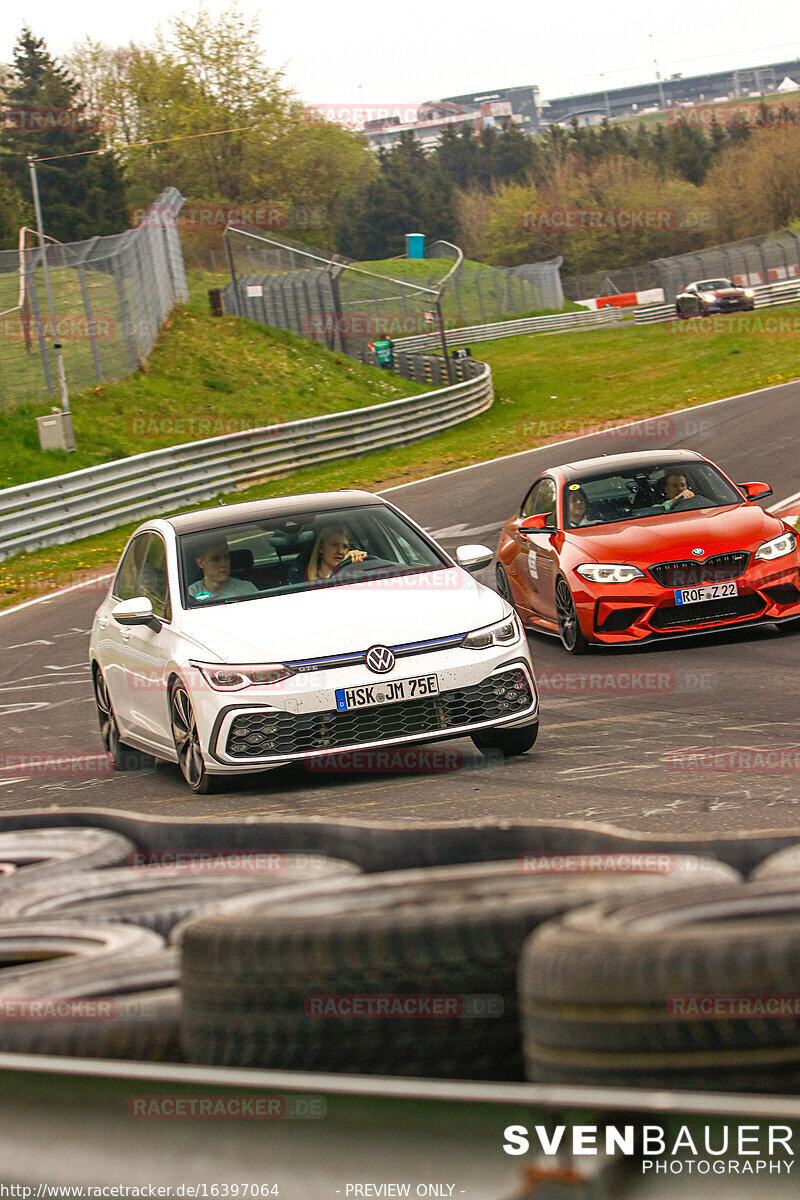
left=90, top=491, right=539, bottom=793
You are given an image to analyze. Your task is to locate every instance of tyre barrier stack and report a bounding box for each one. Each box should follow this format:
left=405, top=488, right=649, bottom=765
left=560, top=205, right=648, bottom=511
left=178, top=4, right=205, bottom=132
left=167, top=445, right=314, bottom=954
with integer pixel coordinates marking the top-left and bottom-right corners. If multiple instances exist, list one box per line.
left=0, top=816, right=799, bottom=1090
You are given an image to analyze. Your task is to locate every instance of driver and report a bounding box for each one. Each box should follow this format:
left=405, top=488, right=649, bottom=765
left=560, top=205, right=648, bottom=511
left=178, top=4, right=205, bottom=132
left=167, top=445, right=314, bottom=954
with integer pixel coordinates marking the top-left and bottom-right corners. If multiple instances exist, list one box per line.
left=661, top=472, right=696, bottom=510
left=306, top=523, right=368, bottom=581
left=567, top=486, right=590, bottom=527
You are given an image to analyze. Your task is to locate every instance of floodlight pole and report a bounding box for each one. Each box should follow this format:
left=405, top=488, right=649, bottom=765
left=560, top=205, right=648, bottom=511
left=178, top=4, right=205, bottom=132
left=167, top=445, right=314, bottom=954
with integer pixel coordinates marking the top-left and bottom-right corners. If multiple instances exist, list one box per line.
left=28, top=154, right=71, bottom=415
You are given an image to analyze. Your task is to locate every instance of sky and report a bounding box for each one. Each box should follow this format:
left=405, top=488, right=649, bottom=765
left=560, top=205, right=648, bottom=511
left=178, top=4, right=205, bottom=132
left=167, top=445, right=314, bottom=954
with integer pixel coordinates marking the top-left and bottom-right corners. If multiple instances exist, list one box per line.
left=2, top=0, right=800, bottom=109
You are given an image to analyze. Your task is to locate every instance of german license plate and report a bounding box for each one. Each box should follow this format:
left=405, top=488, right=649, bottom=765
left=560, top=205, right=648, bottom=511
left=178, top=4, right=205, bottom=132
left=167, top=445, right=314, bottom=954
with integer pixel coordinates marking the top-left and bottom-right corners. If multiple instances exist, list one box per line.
left=335, top=674, right=439, bottom=711
left=675, top=582, right=738, bottom=606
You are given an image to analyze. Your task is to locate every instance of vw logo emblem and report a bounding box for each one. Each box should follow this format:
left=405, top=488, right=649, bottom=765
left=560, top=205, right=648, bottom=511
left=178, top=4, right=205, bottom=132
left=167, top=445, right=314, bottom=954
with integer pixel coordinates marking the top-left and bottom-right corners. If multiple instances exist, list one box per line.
left=365, top=645, right=395, bottom=674
left=691, top=548, right=704, bottom=557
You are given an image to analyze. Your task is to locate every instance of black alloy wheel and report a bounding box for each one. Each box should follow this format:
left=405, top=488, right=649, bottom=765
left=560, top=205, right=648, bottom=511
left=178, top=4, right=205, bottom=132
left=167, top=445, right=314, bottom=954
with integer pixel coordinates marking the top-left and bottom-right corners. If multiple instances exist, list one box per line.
left=555, top=577, right=589, bottom=655
left=170, top=681, right=221, bottom=794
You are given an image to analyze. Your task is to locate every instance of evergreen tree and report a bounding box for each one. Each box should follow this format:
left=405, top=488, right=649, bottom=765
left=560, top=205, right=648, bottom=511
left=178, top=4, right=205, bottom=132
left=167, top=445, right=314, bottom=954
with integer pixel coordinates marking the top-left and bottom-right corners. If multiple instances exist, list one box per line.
left=0, top=28, right=127, bottom=242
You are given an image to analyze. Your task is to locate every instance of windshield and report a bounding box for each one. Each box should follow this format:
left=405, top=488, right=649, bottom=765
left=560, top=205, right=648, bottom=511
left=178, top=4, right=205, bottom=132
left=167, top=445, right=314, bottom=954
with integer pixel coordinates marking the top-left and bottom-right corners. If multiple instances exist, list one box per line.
left=563, top=462, right=742, bottom=528
left=696, top=279, right=733, bottom=290
left=178, top=503, right=449, bottom=608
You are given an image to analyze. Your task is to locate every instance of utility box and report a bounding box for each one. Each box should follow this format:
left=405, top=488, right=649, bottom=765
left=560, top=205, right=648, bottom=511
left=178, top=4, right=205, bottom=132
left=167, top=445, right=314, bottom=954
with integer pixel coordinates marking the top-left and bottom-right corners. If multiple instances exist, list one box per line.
left=406, top=233, right=425, bottom=259
left=36, top=411, right=76, bottom=452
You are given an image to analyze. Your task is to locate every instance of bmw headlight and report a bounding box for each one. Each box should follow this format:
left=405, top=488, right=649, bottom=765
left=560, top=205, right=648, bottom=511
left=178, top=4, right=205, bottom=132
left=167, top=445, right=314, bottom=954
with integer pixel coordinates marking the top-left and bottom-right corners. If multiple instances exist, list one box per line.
left=462, top=614, right=521, bottom=649
left=575, top=564, right=645, bottom=584
left=192, top=662, right=296, bottom=690
left=754, top=532, right=797, bottom=562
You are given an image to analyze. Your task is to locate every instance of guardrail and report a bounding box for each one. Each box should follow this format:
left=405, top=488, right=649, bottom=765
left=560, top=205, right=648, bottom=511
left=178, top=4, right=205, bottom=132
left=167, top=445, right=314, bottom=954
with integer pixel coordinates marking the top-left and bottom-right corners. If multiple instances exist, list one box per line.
left=635, top=278, right=800, bottom=325
left=390, top=305, right=624, bottom=353
left=0, top=362, right=493, bottom=561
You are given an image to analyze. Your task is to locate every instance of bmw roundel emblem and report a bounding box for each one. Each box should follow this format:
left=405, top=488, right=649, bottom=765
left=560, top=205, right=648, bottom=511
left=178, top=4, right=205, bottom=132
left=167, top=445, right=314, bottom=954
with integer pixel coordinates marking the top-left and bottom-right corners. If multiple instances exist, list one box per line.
left=365, top=645, right=395, bottom=674
left=691, top=548, right=704, bottom=557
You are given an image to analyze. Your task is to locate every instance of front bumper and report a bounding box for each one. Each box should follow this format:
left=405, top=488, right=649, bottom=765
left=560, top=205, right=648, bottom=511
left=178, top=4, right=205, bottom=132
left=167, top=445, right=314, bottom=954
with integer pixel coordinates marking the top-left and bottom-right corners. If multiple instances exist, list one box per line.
left=189, top=645, right=539, bottom=771
left=571, top=560, right=800, bottom=646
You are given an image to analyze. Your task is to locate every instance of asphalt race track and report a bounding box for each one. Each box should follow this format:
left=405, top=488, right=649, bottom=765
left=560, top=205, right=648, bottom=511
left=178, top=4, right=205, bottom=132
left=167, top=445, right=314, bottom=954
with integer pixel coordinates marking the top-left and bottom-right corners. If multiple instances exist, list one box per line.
left=2, top=382, right=800, bottom=834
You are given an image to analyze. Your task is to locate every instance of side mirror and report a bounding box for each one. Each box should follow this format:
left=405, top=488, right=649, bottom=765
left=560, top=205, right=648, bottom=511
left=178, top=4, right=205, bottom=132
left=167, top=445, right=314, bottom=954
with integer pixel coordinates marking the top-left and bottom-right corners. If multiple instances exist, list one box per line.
left=519, top=513, right=551, bottom=534
left=112, top=597, right=160, bottom=630
left=456, top=544, right=494, bottom=573
left=739, top=482, right=773, bottom=502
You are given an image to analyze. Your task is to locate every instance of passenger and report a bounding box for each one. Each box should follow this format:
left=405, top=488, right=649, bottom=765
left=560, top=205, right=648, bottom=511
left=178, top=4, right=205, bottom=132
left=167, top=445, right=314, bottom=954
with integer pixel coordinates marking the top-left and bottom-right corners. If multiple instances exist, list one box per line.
left=567, top=487, right=590, bottom=527
left=188, top=536, right=257, bottom=601
left=662, top=472, right=695, bottom=509
left=306, top=523, right=368, bottom=581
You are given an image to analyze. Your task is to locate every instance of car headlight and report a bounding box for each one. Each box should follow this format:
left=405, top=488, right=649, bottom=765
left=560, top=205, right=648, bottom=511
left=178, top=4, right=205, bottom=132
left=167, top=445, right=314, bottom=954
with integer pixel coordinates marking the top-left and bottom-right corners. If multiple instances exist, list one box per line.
left=743, top=288, right=755, bottom=298
left=701, top=292, right=716, bottom=303
left=462, top=614, right=521, bottom=649
left=192, top=662, right=296, bottom=690
left=754, top=532, right=797, bottom=562
left=575, top=564, right=646, bottom=584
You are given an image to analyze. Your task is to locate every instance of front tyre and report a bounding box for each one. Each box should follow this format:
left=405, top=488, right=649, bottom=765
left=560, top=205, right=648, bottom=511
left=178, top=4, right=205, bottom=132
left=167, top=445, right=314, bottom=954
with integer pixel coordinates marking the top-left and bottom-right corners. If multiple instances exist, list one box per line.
left=169, top=680, right=223, bottom=795
left=94, top=668, right=154, bottom=771
left=555, top=577, right=590, bottom=655
left=472, top=722, right=538, bottom=757
left=495, top=563, right=514, bottom=604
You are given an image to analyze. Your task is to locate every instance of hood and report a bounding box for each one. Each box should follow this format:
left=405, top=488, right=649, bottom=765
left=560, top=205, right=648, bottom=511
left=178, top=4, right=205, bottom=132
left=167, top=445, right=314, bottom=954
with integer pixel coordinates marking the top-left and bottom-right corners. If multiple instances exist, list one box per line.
left=564, top=504, right=782, bottom=564
left=180, top=569, right=506, bottom=663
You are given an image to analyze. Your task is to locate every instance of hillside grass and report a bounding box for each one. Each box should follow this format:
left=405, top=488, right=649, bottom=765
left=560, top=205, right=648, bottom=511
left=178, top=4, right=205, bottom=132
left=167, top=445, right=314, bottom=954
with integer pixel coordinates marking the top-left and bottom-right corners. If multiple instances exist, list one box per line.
left=0, top=270, right=429, bottom=488
left=3, top=305, right=799, bottom=608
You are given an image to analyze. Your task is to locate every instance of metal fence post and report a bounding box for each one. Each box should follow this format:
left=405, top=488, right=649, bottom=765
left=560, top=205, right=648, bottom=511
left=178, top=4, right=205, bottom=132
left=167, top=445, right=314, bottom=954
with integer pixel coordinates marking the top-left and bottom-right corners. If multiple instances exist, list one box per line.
left=26, top=266, right=55, bottom=396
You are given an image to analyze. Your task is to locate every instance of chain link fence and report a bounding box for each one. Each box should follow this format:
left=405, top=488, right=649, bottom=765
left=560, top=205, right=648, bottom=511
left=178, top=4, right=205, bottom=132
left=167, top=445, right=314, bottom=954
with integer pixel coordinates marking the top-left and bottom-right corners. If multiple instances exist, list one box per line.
left=563, top=230, right=800, bottom=302
left=222, top=227, right=564, bottom=363
left=653, top=229, right=800, bottom=301
left=0, top=188, right=188, bottom=413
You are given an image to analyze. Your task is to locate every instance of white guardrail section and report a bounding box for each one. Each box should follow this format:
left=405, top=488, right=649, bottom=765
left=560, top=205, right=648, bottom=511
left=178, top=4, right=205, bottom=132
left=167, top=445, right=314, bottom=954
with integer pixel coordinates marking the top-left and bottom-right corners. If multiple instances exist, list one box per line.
left=0, top=364, right=493, bottom=560
left=390, top=304, right=624, bottom=353
left=635, top=278, right=800, bottom=324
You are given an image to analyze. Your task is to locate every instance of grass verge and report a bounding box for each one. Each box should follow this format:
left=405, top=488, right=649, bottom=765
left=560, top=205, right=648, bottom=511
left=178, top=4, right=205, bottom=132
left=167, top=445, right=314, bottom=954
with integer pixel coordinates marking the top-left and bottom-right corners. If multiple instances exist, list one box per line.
left=2, top=307, right=798, bottom=610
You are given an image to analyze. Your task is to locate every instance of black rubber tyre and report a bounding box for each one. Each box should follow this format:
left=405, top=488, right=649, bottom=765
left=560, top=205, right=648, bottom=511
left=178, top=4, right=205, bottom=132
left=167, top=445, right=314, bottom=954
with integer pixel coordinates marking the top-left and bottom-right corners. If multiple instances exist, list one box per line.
left=181, top=855, right=738, bottom=1080
left=472, top=722, right=538, bottom=757
left=94, top=667, right=155, bottom=771
left=555, top=577, right=589, bottom=655
left=519, top=879, right=800, bottom=1092
left=170, top=680, right=223, bottom=794
left=775, top=617, right=800, bottom=635
left=0, top=828, right=135, bottom=886
left=750, top=843, right=800, bottom=879
left=0, top=856, right=360, bottom=938
left=495, top=564, right=514, bottom=605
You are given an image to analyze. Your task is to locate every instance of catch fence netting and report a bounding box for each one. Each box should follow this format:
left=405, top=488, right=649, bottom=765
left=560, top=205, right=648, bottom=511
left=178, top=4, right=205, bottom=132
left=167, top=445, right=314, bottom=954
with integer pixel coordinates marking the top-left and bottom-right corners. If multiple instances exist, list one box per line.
left=0, top=188, right=188, bottom=412
left=222, top=228, right=564, bottom=360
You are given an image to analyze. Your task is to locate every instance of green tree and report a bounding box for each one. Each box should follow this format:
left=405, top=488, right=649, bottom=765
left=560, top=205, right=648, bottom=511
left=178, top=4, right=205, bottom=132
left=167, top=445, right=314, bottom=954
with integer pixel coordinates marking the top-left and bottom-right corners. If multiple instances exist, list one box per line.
left=0, top=27, right=126, bottom=241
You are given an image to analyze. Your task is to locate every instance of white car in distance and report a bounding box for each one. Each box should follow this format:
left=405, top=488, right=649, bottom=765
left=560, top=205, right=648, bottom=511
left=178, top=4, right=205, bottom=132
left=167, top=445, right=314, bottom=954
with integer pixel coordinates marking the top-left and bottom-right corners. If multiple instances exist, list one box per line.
left=90, top=491, right=539, bottom=793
